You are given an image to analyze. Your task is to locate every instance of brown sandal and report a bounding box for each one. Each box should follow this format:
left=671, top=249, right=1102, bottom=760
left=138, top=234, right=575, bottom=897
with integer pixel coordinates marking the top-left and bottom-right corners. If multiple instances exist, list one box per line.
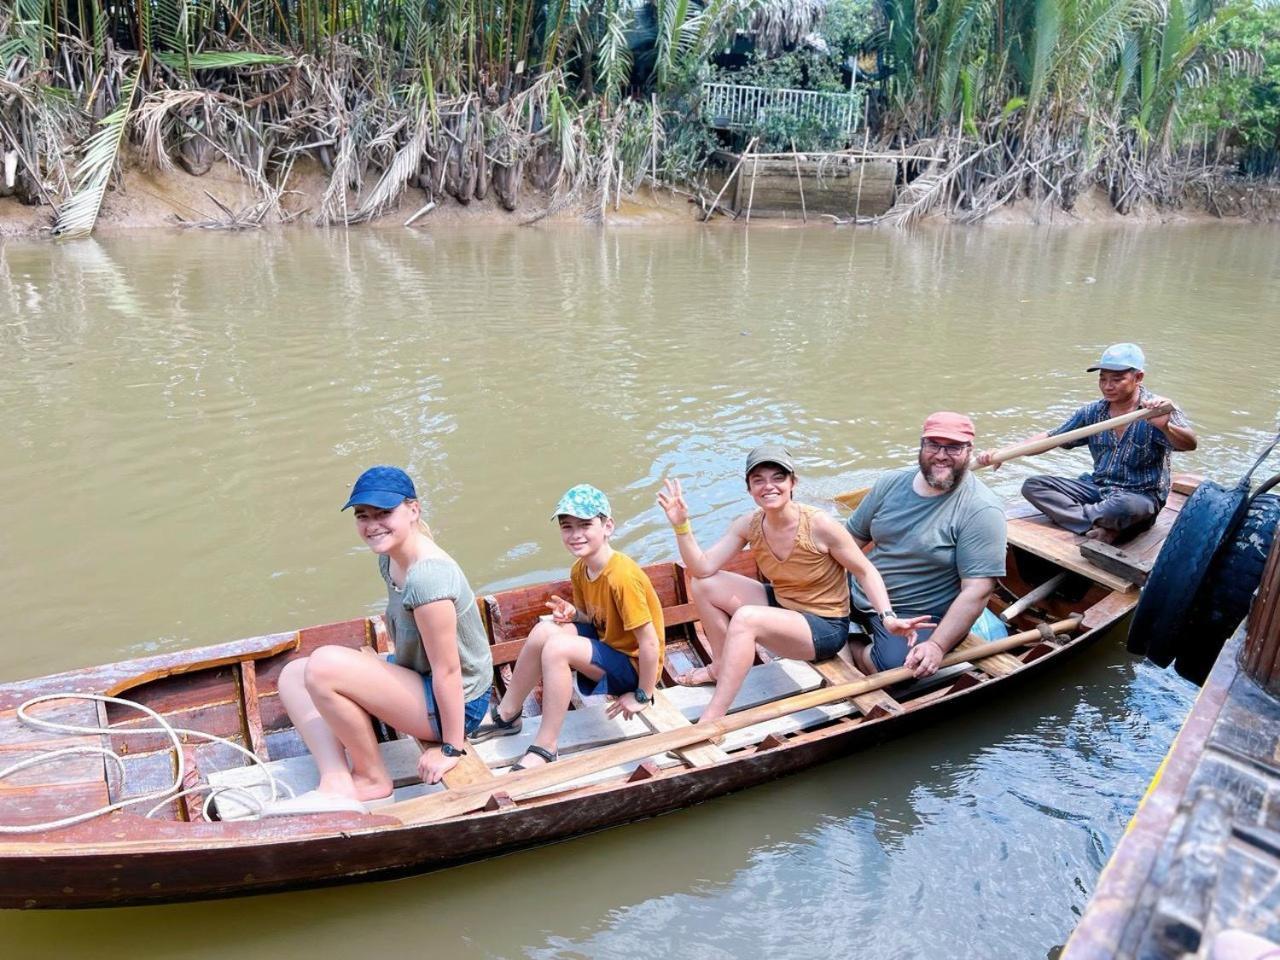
left=674, top=665, right=717, bottom=687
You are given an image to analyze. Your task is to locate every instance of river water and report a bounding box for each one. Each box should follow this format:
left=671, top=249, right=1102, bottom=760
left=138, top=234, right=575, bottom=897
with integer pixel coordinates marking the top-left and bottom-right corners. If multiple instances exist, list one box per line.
left=1, top=222, right=1278, bottom=957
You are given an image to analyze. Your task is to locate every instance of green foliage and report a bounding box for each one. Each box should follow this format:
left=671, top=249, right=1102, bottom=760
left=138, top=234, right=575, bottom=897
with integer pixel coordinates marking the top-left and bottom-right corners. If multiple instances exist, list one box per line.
left=1181, top=2, right=1280, bottom=157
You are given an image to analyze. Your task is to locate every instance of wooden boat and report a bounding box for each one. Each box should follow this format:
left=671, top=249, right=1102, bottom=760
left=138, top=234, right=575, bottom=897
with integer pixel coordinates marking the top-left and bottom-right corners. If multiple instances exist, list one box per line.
left=0, top=475, right=1199, bottom=909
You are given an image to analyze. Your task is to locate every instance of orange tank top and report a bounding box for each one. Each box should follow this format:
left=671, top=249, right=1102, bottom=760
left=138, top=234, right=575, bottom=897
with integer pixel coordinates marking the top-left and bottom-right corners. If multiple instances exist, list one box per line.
left=748, top=504, right=850, bottom=619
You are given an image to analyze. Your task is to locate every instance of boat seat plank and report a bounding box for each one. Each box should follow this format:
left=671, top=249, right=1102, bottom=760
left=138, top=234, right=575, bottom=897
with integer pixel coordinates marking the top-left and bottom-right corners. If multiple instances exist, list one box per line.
left=637, top=693, right=729, bottom=766
left=810, top=651, right=903, bottom=716
left=434, top=742, right=495, bottom=789
left=952, top=633, right=1025, bottom=677
left=208, top=738, right=444, bottom=820
left=476, top=659, right=824, bottom=768
left=1006, top=514, right=1136, bottom=593
left=1005, top=473, right=1196, bottom=592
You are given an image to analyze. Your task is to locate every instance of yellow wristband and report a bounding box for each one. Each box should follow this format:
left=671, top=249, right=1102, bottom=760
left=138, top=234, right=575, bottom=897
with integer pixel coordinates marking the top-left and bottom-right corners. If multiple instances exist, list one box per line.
left=673, top=521, right=692, bottom=536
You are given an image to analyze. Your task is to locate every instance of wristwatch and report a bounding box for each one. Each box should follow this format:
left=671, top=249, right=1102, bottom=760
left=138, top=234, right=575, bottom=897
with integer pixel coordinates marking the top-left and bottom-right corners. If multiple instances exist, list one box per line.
left=879, top=609, right=897, bottom=621
left=633, top=688, right=652, bottom=706
left=440, top=742, right=468, bottom=758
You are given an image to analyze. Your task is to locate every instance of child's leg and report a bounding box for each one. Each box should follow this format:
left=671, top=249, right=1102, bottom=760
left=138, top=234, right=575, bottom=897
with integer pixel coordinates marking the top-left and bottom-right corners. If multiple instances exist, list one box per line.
left=524, top=632, right=603, bottom=765
left=494, top=619, right=569, bottom=720
left=684, top=572, right=769, bottom=682
left=698, top=607, right=815, bottom=725
left=298, top=646, right=437, bottom=800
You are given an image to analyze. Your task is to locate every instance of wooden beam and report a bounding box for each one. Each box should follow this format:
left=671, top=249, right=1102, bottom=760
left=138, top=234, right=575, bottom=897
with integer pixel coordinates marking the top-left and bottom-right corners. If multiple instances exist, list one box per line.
left=1078, top=540, right=1153, bottom=586
left=639, top=693, right=729, bottom=766
left=811, top=653, right=903, bottom=716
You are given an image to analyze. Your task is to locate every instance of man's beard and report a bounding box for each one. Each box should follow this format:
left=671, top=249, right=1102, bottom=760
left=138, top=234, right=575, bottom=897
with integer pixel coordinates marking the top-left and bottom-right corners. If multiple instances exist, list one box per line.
left=919, top=452, right=969, bottom=492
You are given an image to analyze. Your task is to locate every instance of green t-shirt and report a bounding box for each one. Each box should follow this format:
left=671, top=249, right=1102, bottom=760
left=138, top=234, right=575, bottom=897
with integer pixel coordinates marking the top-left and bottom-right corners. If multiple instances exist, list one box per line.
left=379, top=554, right=493, bottom=702
left=845, top=467, right=1007, bottom=616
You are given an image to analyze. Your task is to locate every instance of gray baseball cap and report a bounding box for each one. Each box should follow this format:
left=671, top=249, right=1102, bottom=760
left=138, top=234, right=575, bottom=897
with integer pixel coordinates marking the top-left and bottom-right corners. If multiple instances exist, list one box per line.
left=745, top=444, right=796, bottom=478
left=1087, top=342, right=1146, bottom=372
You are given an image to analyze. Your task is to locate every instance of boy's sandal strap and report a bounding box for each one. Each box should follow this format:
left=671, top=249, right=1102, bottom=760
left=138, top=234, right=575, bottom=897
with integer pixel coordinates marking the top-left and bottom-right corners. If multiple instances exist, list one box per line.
left=512, top=745, right=558, bottom=770
left=492, top=706, right=520, bottom=729
left=524, top=745, right=557, bottom=763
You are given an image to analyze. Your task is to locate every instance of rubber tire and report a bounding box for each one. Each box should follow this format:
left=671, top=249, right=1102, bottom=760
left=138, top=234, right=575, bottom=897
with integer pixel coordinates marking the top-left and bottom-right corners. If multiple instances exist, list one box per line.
left=1173, top=493, right=1280, bottom=685
left=1127, top=478, right=1250, bottom=665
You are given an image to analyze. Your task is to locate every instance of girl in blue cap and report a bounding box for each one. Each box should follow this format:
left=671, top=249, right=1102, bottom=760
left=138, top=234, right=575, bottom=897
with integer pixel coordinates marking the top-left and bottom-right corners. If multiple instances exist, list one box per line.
left=265, top=466, right=493, bottom=816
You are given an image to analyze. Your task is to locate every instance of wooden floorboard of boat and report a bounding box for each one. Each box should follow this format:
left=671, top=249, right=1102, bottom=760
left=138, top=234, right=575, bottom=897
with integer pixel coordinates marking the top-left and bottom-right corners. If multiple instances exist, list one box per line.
left=1006, top=474, right=1194, bottom=593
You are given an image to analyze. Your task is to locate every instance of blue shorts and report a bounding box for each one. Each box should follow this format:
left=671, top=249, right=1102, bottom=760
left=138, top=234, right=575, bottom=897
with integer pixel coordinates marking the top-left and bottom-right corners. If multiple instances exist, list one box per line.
left=859, top=606, right=1009, bottom=672
left=763, top=584, right=849, bottom=661
left=386, top=654, right=491, bottom=738
left=572, top=623, right=640, bottom=697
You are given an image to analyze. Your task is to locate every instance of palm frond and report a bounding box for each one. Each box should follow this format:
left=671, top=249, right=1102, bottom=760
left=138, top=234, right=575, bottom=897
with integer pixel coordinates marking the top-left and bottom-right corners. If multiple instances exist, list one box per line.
left=53, top=63, right=144, bottom=241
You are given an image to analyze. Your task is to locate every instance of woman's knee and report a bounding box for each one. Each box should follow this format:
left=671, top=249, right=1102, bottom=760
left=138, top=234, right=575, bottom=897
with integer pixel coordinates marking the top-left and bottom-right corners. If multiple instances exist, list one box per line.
left=727, top=605, right=767, bottom=636
left=279, top=657, right=310, bottom=693
left=303, top=645, right=357, bottom=692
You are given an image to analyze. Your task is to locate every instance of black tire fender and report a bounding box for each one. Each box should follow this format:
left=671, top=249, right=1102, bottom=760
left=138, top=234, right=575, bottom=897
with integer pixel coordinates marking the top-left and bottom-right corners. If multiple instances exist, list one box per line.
left=1174, top=490, right=1280, bottom=685
left=1126, top=478, right=1250, bottom=665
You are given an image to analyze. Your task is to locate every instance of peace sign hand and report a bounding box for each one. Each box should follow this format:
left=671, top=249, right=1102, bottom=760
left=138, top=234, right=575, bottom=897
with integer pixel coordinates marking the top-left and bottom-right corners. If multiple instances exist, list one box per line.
left=545, top=595, right=577, bottom=625
left=657, top=478, right=690, bottom=528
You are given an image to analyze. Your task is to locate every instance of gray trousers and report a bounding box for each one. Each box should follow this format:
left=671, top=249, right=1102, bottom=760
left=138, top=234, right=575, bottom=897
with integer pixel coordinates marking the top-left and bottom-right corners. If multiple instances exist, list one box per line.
left=1021, top=475, right=1161, bottom=537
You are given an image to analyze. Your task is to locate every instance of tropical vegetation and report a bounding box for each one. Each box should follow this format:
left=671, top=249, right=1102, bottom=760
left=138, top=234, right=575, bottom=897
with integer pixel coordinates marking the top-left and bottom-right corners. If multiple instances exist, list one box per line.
left=0, top=0, right=1276, bottom=235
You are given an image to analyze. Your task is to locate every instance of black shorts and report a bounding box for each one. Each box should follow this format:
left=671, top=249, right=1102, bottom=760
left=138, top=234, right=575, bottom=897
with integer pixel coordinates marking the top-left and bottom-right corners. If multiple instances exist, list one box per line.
left=763, top=584, right=849, bottom=661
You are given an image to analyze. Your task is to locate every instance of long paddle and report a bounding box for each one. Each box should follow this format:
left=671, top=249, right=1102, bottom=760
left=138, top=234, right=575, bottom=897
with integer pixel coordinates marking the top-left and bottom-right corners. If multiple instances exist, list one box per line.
left=833, top=403, right=1174, bottom=510
left=386, top=617, right=1081, bottom=826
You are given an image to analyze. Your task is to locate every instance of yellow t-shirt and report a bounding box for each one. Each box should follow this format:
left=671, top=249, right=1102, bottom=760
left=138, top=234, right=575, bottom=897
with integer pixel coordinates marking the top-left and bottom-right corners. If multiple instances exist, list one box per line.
left=570, top=551, right=666, bottom=686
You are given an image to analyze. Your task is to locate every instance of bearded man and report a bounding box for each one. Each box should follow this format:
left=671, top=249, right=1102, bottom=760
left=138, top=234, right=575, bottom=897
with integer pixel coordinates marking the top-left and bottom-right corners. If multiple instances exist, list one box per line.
left=844, top=412, right=1008, bottom=678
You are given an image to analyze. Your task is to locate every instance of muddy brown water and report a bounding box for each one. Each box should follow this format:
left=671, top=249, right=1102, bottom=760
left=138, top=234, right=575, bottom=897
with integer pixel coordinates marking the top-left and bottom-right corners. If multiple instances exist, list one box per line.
left=1, top=223, right=1278, bottom=957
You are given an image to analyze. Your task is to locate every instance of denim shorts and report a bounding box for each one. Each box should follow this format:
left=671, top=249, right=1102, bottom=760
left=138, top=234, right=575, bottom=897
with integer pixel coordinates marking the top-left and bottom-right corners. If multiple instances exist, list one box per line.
left=763, top=584, right=849, bottom=661
left=572, top=623, right=640, bottom=697
left=857, top=606, right=1008, bottom=672
left=386, top=654, right=491, bottom=738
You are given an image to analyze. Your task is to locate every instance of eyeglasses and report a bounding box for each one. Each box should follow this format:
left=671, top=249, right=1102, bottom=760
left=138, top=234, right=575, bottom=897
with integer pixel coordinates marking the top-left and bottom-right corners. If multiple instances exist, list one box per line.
left=921, top=439, right=971, bottom=456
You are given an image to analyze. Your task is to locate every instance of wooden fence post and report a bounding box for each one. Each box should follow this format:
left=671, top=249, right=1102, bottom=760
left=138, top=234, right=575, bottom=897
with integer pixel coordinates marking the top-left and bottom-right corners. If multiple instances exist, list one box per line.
left=1243, top=532, right=1280, bottom=693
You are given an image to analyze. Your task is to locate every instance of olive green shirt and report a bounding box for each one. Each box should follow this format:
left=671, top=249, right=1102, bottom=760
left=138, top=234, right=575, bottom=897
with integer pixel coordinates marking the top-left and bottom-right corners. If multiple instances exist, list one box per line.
left=379, top=554, right=493, bottom=702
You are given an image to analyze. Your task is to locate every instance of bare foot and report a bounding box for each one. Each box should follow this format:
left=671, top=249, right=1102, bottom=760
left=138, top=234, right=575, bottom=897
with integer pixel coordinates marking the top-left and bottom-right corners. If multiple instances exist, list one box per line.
left=1084, top=526, right=1119, bottom=544
left=675, top=665, right=717, bottom=687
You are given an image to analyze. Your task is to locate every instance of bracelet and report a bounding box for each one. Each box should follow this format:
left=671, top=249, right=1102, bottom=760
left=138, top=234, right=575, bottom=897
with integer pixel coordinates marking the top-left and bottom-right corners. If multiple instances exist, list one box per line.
left=672, top=521, right=692, bottom=536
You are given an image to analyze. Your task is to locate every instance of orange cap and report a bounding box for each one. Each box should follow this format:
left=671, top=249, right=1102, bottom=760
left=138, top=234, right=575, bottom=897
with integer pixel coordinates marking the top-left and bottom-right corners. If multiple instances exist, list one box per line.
left=921, top=411, right=975, bottom=444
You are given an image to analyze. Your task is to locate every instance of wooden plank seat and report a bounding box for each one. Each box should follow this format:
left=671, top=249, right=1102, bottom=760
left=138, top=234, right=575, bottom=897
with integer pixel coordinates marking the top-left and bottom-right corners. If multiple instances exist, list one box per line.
left=209, top=658, right=837, bottom=817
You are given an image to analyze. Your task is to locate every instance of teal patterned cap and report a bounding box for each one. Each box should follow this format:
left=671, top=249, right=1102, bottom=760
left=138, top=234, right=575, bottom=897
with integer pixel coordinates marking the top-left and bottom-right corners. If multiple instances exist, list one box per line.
left=552, top=484, right=612, bottom=520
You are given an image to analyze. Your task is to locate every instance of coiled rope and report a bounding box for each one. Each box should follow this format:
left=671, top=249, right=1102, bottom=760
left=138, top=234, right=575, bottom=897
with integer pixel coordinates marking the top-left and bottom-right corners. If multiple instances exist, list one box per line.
left=0, top=692, right=291, bottom=833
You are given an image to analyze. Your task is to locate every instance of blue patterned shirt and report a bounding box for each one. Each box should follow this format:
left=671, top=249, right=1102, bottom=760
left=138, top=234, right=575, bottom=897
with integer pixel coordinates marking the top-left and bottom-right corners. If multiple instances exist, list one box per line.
left=1050, top=387, right=1191, bottom=501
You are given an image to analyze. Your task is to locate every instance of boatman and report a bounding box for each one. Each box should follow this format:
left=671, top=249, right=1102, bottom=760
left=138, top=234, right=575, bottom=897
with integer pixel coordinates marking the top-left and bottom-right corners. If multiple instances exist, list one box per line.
left=846, top=412, right=1009, bottom=679
left=976, top=343, right=1197, bottom=545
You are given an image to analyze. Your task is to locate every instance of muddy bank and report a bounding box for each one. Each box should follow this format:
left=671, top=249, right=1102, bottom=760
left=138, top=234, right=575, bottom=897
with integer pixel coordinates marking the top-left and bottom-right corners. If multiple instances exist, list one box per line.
left=2, top=154, right=1277, bottom=239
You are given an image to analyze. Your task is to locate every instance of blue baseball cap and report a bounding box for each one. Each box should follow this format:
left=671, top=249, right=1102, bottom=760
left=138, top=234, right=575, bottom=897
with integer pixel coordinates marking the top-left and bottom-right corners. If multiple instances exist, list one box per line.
left=552, top=484, right=612, bottom=520
left=1087, top=343, right=1146, bottom=372
left=341, top=466, right=417, bottom=511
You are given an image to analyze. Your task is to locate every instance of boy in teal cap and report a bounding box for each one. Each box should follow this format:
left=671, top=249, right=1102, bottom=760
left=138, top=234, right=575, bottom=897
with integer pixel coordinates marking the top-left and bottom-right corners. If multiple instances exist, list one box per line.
left=471, top=484, right=665, bottom=769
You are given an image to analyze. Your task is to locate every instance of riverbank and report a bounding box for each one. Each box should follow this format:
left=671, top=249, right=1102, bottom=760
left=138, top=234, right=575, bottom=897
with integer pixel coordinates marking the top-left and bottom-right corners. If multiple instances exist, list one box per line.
left=3, top=154, right=1279, bottom=239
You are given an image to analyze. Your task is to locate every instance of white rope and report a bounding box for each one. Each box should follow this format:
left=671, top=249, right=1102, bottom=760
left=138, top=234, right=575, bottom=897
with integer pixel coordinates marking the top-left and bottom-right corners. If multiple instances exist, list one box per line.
left=0, top=693, right=289, bottom=834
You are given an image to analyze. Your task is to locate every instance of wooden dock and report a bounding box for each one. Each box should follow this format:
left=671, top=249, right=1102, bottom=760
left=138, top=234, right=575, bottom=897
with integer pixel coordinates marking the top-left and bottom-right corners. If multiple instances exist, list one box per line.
left=1064, top=534, right=1280, bottom=958
left=705, top=150, right=896, bottom=221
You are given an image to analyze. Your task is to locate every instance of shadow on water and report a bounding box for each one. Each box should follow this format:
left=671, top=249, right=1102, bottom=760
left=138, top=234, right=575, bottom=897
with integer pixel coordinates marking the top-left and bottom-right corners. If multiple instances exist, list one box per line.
left=1, top=629, right=1193, bottom=960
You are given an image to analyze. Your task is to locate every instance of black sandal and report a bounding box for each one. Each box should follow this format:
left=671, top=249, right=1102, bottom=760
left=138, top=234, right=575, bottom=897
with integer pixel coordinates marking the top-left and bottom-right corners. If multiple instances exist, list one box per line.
left=470, top=704, right=523, bottom=743
left=511, top=744, right=557, bottom=771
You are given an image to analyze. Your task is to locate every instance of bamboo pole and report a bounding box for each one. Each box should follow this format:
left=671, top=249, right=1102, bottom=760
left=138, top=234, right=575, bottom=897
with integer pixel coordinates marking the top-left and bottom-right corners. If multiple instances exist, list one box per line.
left=702, top=136, right=757, bottom=222
left=791, top=139, right=807, bottom=223
left=387, top=618, right=1081, bottom=825
left=745, top=148, right=759, bottom=223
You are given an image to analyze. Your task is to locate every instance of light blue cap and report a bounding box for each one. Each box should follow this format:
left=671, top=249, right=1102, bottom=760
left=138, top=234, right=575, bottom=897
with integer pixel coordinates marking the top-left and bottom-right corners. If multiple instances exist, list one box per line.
left=1087, top=343, right=1146, bottom=373
left=552, top=484, right=612, bottom=520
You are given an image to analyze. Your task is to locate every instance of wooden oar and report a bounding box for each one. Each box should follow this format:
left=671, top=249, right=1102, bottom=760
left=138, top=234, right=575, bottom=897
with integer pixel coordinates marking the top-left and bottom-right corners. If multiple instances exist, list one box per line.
left=832, top=403, right=1174, bottom=510
left=386, top=617, right=1081, bottom=826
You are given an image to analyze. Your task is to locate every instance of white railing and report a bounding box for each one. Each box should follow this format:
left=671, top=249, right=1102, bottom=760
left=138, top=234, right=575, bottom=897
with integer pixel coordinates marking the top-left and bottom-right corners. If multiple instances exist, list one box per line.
left=701, top=82, right=862, bottom=135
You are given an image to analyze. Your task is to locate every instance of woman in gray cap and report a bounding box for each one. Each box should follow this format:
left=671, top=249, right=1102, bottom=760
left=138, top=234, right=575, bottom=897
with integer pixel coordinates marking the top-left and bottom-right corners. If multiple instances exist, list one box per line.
left=658, top=447, right=929, bottom=726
